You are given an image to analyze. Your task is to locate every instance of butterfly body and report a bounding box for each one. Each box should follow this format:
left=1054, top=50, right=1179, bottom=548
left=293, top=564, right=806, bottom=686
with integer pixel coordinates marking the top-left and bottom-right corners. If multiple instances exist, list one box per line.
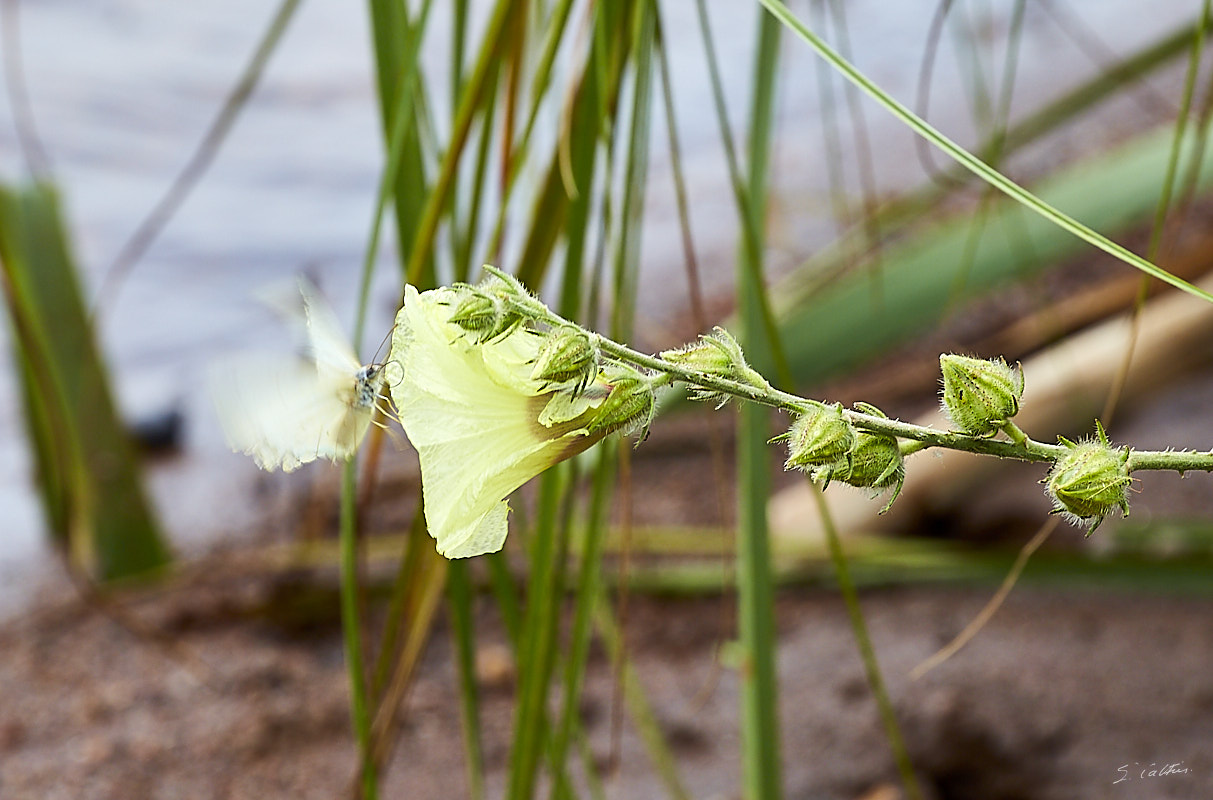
left=353, top=364, right=384, bottom=408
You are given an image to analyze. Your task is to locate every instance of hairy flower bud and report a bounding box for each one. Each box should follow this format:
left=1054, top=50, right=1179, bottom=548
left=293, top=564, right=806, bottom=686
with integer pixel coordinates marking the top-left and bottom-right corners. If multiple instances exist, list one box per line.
left=447, top=289, right=500, bottom=333
left=779, top=403, right=856, bottom=471
left=939, top=354, right=1024, bottom=437
left=661, top=327, right=769, bottom=405
left=531, top=327, right=599, bottom=393
left=1045, top=420, right=1130, bottom=535
left=814, top=404, right=905, bottom=513
left=447, top=287, right=525, bottom=343
left=588, top=367, right=656, bottom=441
left=834, top=433, right=903, bottom=487
left=660, top=332, right=732, bottom=374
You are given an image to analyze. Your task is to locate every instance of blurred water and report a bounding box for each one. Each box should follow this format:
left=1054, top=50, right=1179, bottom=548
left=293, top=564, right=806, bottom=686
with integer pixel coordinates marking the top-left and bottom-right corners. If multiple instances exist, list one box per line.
left=0, top=0, right=1195, bottom=615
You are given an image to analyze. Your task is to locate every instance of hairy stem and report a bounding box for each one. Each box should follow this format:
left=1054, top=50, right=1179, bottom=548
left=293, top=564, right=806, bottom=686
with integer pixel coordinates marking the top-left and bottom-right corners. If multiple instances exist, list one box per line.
left=490, top=271, right=1213, bottom=476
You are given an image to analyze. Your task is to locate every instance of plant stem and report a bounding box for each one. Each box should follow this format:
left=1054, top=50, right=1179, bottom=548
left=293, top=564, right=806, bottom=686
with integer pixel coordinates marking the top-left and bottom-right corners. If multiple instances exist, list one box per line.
left=492, top=279, right=1213, bottom=475
left=605, top=333, right=1213, bottom=473
left=1128, top=449, right=1213, bottom=472
left=1001, top=421, right=1029, bottom=446
left=339, top=460, right=376, bottom=799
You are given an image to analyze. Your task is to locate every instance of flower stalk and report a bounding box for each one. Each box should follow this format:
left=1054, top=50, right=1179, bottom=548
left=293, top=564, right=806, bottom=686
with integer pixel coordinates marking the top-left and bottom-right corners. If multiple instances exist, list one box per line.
left=382, top=267, right=1213, bottom=556
left=479, top=264, right=1210, bottom=474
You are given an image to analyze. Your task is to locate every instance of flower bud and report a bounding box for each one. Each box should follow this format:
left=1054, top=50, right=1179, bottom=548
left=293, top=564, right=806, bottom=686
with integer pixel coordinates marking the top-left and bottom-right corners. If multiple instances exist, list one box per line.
left=939, top=354, right=1023, bottom=437
left=531, top=327, right=599, bottom=393
left=1045, top=420, right=1130, bottom=535
left=588, top=368, right=656, bottom=441
left=660, top=331, right=731, bottom=374
left=480, top=264, right=532, bottom=300
left=780, top=403, right=856, bottom=471
left=447, top=289, right=500, bottom=334
left=661, top=327, right=770, bottom=403
left=832, top=433, right=903, bottom=488
left=814, top=404, right=905, bottom=513
left=448, top=275, right=531, bottom=342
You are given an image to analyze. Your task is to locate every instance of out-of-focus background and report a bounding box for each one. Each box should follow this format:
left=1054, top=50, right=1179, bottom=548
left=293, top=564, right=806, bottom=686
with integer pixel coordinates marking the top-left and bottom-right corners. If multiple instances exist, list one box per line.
left=1, top=1, right=1212, bottom=798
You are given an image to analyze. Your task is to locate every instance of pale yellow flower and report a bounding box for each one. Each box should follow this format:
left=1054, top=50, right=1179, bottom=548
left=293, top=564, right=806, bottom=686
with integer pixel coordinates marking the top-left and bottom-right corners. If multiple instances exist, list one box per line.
left=390, top=284, right=610, bottom=558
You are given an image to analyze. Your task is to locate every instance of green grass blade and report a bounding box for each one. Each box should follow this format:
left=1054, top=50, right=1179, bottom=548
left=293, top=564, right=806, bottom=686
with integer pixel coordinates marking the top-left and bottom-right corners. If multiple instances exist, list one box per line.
left=551, top=2, right=612, bottom=317
left=758, top=0, right=1213, bottom=305
left=481, top=0, right=577, bottom=265
left=487, top=549, right=523, bottom=645
left=1100, top=0, right=1212, bottom=424
left=593, top=598, right=692, bottom=800
left=823, top=0, right=884, bottom=287
left=453, top=90, right=498, bottom=283
left=653, top=9, right=708, bottom=326
left=505, top=465, right=569, bottom=800
left=760, top=16, right=1204, bottom=313
left=576, top=732, right=608, bottom=800
left=1001, top=19, right=1196, bottom=155
left=550, top=445, right=617, bottom=800
left=596, top=526, right=1213, bottom=594
left=694, top=0, right=791, bottom=386
left=952, top=1, right=995, bottom=134
left=609, top=5, right=655, bottom=338
left=810, top=1, right=858, bottom=243
left=451, top=0, right=469, bottom=103
left=1146, top=0, right=1210, bottom=261
left=343, top=5, right=436, bottom=795
left=366, top=544, right=450, bottom=781
left=734, top=9, right=784, bottom=800
left=772, top=123, right=1213, bottom=387
left=0, top=182, right=170, bottom=580
left=404, top=0, right=513, bottom=285
left=370, top=509, right=427, bottom=698
left=96, top=0, right=303, bottom=307
left=338, top=462, right=375, bottom=798
left=809, top=485, right=924, bottom=800
left=511, top=0, right=578, bottom=187
left=947, top=0, right=1028, bottom=299
left=516, top=2, right=636, bottom=294
left=366, top=0, right=434, bottom=284
left=354, top=0, right=433, bottom=343
left=448, top=560, right=486, bottom=800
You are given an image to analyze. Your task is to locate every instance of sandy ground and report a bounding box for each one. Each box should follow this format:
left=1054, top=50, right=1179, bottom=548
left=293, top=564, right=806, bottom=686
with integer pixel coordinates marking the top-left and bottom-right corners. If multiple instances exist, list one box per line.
left=1, top=568, right=1211, bottom=800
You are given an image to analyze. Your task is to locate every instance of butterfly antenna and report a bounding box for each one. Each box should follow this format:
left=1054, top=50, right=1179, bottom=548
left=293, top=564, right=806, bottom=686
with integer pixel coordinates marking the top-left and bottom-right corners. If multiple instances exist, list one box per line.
left=370, top=322, right=397, bottom=364
left=381, top=360, right=406, bottom=390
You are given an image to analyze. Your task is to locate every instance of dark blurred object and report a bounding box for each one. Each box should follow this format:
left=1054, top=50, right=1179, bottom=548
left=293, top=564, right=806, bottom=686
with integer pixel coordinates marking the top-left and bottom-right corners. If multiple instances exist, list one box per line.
left=0, top=181, right=171, bottom=580
left=129, top=405, right=186, bottom=457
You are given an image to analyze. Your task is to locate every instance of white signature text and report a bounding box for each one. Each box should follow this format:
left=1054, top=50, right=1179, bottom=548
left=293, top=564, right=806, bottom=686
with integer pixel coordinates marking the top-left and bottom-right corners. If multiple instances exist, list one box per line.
left=1113, top=762, right=1191, bottom=785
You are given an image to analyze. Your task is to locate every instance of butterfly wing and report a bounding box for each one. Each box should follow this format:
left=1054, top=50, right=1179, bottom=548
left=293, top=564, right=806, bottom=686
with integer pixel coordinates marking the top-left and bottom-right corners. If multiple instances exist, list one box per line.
left=209, top=355, right=374, bottom=472
left=297, top=278, right=363, bottom=375
left=210, top=280, right=374, bottom=472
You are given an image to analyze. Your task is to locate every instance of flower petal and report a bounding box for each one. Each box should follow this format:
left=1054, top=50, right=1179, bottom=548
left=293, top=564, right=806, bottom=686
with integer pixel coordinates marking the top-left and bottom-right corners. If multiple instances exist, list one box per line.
left=391, top=284, right=606, bottom=558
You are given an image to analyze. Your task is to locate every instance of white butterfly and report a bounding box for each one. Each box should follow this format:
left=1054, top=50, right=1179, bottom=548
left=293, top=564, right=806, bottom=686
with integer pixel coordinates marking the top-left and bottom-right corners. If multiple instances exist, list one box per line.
left=209, top=278, right=386, bottom=472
